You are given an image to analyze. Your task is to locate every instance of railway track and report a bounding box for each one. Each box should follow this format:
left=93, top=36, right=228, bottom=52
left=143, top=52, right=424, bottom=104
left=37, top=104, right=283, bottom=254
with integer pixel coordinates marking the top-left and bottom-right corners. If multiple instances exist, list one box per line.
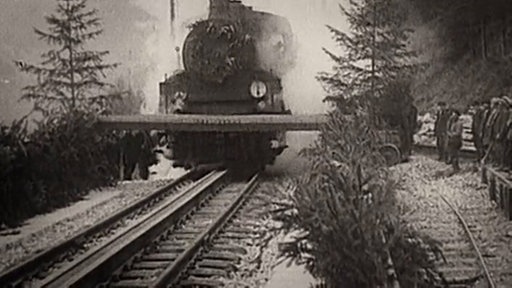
left=402, top=168, right=503, bottom=288
left=432, top=192, right=496, bottom=287
left=0, top=169, right=206, bottom=287
left=101, top=171, right=259, bottom=288
left=1, top=168, right=261, bottom=287
left=176, top=178, right=274, bottom=287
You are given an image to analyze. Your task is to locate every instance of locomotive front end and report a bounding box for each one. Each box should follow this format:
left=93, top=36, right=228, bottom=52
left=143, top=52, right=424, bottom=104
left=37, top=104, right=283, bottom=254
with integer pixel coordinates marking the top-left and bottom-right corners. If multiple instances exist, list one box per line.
left=157, top=0, right=297, bottom=169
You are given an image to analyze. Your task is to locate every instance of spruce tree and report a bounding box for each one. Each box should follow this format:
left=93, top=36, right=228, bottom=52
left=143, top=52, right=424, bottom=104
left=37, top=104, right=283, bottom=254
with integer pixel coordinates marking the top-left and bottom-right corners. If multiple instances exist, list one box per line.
left=19, top=0, right=117, bottom=116
left=318, top=0, right=415, bottom=115
left=265, top=2, right=441, bottom=287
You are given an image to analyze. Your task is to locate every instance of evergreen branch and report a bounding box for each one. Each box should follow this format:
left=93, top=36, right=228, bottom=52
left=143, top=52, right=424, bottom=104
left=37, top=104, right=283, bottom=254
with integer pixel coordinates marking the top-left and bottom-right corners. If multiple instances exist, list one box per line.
left=34, top=28, right=65, bottom=46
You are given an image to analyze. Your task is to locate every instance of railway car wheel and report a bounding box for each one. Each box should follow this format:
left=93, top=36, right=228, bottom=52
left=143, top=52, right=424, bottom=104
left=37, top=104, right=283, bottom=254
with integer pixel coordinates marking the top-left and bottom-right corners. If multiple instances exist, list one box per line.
left=379, top=144, right=401, bottom=166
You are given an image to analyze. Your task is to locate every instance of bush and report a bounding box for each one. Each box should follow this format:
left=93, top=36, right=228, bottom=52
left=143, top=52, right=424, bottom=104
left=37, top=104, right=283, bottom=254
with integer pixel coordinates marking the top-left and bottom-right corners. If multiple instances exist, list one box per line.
left=0, top=112, right=121, bottom=227
left=271, top=110, right=442, bottom=287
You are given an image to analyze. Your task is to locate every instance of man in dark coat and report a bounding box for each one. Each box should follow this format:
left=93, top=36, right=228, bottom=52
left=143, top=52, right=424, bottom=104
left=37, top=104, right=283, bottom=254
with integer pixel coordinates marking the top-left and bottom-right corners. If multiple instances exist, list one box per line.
left=399, top=103, right=418, bottom=161
left=121, top=130, right=157, bottom=180
left=447, top=109, right=463, bottom=171
left=482, top=98, right=500, bottom=164
left=434, top=102, right=449, bottom=161
left=505, top=103, right=512, bottom=170
left=494, top=97, right=511, bottom=169
left=479, top=101, right=492, bottom=161
left=471, top=101, right=485, bottom=160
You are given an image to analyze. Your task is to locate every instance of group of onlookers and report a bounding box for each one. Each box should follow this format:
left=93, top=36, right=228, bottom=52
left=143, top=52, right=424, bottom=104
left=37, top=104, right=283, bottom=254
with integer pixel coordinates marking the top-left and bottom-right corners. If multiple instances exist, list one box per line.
left=434, top=102, right=464, bottom=171
left=434, top=96, right=512, bottom=171
left=471, top=96, right=512, bottom=170
left=120, top=131, right=161, bottom=180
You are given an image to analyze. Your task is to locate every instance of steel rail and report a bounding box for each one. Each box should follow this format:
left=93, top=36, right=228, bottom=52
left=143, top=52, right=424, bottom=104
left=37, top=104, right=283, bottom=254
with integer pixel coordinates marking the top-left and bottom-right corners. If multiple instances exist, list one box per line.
left=437, top=193, right=496, bottom=288
left=0, top=169, right=201, bottom=287
left=41, top=170, right=227, bottom=288
left=154, top=173, right=260, bottom=288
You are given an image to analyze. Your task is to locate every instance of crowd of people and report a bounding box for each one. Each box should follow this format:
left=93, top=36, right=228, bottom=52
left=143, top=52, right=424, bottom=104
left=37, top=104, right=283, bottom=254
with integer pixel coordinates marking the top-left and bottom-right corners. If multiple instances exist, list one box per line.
left=434, top=96, right=512, bottom=172
left=434, top=102, right=465, bottom=171
left=471, top=96, right=512, bottom=170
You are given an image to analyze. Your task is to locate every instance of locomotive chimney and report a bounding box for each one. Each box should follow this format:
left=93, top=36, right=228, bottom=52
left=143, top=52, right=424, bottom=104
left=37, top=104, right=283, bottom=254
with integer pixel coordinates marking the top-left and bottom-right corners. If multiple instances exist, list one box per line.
left=209, top=0, right=230, bottom=18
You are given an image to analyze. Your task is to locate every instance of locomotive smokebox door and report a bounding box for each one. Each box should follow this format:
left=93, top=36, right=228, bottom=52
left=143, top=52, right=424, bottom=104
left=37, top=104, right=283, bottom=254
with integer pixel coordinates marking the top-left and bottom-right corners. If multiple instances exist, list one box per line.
left=154, top=0, right=298, bottom=169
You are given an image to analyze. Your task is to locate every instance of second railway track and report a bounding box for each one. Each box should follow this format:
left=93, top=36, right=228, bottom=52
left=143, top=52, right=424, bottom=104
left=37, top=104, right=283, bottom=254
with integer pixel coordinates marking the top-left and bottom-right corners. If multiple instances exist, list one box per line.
left=396, top=157, right=512, bottom=288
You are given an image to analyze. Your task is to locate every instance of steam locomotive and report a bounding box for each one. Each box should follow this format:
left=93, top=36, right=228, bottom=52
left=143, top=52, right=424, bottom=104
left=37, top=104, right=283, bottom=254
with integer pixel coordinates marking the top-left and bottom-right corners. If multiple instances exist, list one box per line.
left=159, top=0, right=297, bottom=168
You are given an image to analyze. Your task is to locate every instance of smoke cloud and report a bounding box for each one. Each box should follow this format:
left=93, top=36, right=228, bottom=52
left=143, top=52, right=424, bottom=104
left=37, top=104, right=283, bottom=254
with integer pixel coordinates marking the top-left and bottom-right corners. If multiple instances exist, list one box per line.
left=244, top=0, right=347, bottom=114
left=133, top=0, right=348, bottom=115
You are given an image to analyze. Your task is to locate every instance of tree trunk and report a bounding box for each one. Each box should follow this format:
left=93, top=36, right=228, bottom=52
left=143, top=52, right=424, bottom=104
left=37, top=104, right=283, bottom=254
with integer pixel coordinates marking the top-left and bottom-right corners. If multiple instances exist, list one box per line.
left=371, top=0, right=377, bottom=97
left=481, top=18, right=487, bottom=60
left=67, top=0, right=76, bottom=111
left=369, top=0, right=377, bottom=125
left=170, top=0, right=176, bottom=40
left=503, top=15, right=508, bottom=58
left=470, top=25, right=477, bottom=58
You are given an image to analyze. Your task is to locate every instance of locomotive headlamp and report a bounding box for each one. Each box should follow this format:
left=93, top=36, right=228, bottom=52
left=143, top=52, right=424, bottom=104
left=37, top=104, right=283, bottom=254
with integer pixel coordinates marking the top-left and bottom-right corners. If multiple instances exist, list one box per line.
left=250, top=80, right=267, bottom=99
left=257, top=101, right=266, bottom=111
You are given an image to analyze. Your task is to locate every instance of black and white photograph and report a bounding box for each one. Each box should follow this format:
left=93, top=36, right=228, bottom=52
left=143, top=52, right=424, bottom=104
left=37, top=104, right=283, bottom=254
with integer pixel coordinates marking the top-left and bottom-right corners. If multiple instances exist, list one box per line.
left=0, top=0, right=511, bottom=287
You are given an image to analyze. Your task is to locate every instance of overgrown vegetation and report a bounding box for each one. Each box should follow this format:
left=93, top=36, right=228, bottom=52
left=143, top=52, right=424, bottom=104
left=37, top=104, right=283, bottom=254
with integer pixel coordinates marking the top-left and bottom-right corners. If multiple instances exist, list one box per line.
left=273, top=112, right=442, bottom=287
left=269, top=1, right=443, bottom=287
left=0, top=0, right=125, bottom=227
left=404, top=0, right=512, bottom=110
left=0, top=113, right=120, bottom=227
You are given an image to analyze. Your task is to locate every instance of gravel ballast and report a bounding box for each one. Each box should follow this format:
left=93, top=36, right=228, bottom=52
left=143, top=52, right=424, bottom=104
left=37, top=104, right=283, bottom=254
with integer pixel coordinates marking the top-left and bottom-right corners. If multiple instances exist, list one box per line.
left=393, top=156, right=512, bottom=287
left=0, top=180, right=171, bottom=273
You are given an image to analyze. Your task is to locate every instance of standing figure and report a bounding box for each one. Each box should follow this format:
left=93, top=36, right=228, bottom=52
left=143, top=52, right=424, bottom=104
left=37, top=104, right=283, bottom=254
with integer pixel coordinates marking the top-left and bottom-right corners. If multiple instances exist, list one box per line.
left=399, top=103, right=418, bottom=161
left=482, top=98, right=500, bottom=164
left=505, top=103, right=512, bottom=170
left=491, top=98, right=509, bottom=168
left=445, top=108, right=457, bottom=164
left=434, top=102, right=449, bottom=161
left=408, top=104, right=419, bottom=155
left=495, top=96, right=512, bottom=169
left=479, top=101, right=491, bottom=160
left=477, top=101, right=491, bottom=160
left=471, top=101, right=485, bottom=160
left=447, top=109, right=463, bottom=172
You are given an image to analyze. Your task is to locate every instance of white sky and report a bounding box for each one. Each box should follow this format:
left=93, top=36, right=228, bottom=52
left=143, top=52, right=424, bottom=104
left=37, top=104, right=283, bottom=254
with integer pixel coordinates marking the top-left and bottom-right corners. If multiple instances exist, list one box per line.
left=0, top=0, right=349, bottom=122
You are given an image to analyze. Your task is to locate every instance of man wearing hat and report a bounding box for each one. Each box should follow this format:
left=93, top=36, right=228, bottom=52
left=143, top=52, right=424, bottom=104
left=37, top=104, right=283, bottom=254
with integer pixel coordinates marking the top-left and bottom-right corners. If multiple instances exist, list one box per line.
left=492, top=96, right=510, bottom=168
left=477, top=101, right=490, bottom=160
left=482, top=98, right=500, bottom=163
left=505, top=101, right=512, bottom=170
left=471, top=101, right=485, bottom=160
left=447, top=109, right=464, bottom=171
left=498, top=96, right=512, bottom=169
left=434, top=101, right=449, bottom=161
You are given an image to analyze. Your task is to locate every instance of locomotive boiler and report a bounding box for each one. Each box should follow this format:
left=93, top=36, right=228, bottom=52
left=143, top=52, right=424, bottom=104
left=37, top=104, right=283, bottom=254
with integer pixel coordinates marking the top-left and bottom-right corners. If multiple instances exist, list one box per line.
left=159, top=0, right=297, bottom=169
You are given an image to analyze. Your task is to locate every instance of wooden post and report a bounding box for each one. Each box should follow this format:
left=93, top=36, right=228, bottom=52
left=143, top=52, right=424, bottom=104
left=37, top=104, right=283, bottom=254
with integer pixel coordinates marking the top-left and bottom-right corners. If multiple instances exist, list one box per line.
left=502, top=16, right=508, bottom=58
left=489, top=176, right=496, bottom=202
left=119, top=145, right=124, bottom=181
left=506, top=187, right=512, bottom=221
left=499, top=183, right=505, bottom=211
left=481, top=165, right=487, bottom=184
left=481, top=18, right=487, bottom=60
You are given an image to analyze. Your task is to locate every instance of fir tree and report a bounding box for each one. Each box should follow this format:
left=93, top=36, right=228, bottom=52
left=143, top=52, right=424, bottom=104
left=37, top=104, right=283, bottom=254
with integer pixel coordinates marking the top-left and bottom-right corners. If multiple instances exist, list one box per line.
left=318, top=0, right=415, bottom=113
left=19, top=0, right=117, bottom=116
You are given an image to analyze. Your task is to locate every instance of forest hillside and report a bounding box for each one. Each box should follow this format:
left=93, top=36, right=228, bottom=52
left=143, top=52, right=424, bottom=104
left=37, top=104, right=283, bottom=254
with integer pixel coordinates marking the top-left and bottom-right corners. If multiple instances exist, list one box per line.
left=405, top=0, right=512, bottom=112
